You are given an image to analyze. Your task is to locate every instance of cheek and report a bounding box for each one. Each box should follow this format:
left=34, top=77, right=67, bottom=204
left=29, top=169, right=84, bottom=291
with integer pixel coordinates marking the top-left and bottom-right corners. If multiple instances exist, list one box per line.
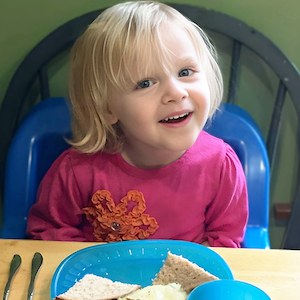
left=193, top=86, right=210, bottom=109
left=118, top=105, right=157, bottom=138
left=118, top=105, right=146, bottom=128
left=122, top=99, right=155, bottom=122
left=203, top=78, right=217, bottom=116
left=199, top=83, right=211, bottom=113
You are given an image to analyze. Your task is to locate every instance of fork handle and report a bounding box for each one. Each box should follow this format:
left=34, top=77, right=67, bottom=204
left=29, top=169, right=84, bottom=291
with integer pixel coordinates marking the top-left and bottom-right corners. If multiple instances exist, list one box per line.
left=27, top=252, right=43, bottom=300
left=3, top=254, right=22, bottom=300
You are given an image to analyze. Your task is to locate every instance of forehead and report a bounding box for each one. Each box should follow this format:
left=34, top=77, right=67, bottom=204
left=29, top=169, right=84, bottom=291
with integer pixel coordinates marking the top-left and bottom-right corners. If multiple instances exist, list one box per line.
left=159, top=24, right=200, bottom=61
left=125, top=23, right=201, bottom=76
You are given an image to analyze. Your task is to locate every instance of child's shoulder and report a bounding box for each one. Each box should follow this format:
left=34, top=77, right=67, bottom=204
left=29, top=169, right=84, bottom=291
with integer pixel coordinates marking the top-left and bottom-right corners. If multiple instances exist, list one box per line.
left=53, top=147, right=111, bottom=169
left=197, top=130, right=229, bottom=151
left=192, top=131, right=237, bottom=164
left=41, top=147, right=115, bottom=187
left=197, top=131, right=241, bottom=167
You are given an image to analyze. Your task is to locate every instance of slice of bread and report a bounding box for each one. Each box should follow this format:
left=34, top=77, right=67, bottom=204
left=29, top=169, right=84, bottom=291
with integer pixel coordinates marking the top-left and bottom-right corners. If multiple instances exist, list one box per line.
left=55, top=274, right=141, bottom=300
left=152, top=252, right=219, bottom=293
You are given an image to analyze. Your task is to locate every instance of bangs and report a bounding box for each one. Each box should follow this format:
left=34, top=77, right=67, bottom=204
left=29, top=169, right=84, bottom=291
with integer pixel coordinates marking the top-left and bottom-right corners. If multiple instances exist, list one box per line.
left=99, top=14, right=175, bottom=91
left=106, top=22, right=210, bottom=92
left=94, top=1, right=212, bottom=92
left=118, top=28, right=175, bottom=90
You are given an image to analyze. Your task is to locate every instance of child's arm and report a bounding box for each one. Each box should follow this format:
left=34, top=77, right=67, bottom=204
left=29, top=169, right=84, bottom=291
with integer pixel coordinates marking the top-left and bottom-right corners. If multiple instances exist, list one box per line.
left=202, top=145, right=248, bottom=248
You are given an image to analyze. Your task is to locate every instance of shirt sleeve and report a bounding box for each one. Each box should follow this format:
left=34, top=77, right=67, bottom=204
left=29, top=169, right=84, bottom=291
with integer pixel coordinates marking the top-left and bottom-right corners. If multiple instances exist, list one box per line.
left=202, top=144, right=249, bottom=248
left=26, top=150, right=92, bottom=241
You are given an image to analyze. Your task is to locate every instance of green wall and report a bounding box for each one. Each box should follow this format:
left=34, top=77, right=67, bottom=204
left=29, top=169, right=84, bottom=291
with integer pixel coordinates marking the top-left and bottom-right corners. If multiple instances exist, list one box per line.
left=1, top=0, right=299, bottom=248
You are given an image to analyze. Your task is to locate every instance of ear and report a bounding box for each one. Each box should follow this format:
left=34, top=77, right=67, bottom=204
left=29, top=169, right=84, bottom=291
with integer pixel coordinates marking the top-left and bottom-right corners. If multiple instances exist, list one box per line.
left=106, top=108, right=119, bottom=125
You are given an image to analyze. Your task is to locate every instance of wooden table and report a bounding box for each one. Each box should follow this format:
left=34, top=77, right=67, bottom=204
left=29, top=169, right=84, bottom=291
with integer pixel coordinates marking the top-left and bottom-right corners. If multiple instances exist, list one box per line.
left=0, top=239, right=300, bottom=299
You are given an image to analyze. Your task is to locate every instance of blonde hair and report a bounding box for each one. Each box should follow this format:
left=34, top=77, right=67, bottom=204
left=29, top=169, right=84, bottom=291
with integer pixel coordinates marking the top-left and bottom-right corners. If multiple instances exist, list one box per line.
left=68, top=1, right=223, bottom=154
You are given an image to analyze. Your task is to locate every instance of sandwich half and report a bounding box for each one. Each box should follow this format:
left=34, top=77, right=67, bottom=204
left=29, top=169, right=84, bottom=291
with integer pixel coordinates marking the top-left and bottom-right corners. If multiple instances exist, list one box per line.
left=55, top=274, right=141, bottom=300
left=152, top=252, right=219, bottom=293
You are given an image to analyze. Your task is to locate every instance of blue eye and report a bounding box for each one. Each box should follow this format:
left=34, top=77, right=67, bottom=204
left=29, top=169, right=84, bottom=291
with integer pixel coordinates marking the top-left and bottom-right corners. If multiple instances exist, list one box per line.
left=179, top=69, right=193, bottom=77
left=136, top=79, right=154, bottom=89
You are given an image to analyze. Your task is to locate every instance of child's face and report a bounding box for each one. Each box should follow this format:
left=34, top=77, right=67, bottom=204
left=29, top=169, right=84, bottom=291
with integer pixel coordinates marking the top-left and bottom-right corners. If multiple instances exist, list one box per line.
left=107, top=24, right=211, bottom=168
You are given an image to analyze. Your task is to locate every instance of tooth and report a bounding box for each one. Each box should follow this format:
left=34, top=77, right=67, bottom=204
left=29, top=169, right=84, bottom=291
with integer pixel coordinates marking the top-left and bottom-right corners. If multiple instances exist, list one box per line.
left=163, top=113, right=189, bottom=122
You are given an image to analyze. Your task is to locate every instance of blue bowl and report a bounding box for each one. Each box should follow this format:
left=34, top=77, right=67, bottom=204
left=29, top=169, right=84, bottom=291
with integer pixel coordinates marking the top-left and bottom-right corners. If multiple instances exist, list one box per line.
left=187, top=279, right=271, bottom=300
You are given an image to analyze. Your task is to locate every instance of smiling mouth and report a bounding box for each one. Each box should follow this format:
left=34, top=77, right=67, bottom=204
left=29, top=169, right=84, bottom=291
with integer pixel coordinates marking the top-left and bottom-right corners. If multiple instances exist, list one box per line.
left=159, top=112, right=191, bottom=123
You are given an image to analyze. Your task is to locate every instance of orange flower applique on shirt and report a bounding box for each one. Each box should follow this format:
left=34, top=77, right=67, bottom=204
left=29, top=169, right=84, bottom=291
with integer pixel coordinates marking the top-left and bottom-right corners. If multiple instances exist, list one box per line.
left=83, top=190, right=159, bottom=242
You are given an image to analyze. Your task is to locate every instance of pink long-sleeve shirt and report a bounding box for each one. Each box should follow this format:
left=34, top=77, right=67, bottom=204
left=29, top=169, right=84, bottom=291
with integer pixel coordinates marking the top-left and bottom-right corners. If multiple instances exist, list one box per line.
left=26, top=131, right=248, bottom=247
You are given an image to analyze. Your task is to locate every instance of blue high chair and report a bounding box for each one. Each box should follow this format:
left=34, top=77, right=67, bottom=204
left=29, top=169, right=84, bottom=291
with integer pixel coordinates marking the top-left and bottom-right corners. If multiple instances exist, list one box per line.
left=0, top=97, right=270, bottom=248
left=0, top=98, right=71, bottom=239
left=1, top=4, right=300, bottom=248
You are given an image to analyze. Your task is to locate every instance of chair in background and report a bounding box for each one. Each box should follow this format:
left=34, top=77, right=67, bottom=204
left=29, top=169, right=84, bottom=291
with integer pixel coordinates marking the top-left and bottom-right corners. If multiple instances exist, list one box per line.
left=0, top=4, right=299, bottom=248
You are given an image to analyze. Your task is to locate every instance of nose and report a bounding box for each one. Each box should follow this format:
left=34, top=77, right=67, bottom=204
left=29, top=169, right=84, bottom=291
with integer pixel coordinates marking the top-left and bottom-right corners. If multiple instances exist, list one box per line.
left=161, top=77, right=188, bottom=104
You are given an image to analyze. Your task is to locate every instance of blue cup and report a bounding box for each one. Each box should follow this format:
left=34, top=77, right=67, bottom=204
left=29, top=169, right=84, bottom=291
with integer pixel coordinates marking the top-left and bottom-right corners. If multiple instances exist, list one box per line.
left=187, top=279, right=271, bottom=300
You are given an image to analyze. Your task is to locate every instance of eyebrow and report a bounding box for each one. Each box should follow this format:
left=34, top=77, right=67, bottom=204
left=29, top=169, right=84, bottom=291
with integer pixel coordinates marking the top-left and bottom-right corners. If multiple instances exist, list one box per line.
left=175, top=55, right=200, bottom=65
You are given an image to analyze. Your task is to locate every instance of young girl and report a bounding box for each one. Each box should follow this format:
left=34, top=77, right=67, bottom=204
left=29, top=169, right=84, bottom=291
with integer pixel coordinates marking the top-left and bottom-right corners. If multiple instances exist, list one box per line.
left=27, top=1, right=248, bottom=247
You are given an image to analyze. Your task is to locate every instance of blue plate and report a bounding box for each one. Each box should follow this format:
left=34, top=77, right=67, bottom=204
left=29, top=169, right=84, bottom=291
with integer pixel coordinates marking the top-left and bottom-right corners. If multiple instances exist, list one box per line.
left=51, top=239, right=233, bottom=298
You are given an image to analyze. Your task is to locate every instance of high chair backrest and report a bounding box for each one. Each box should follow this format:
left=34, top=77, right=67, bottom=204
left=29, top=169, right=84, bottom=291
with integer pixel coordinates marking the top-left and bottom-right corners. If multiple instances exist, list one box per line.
left=0, top=98, right=71, bottom=239
left=0, top=97, right=270, bottom=248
